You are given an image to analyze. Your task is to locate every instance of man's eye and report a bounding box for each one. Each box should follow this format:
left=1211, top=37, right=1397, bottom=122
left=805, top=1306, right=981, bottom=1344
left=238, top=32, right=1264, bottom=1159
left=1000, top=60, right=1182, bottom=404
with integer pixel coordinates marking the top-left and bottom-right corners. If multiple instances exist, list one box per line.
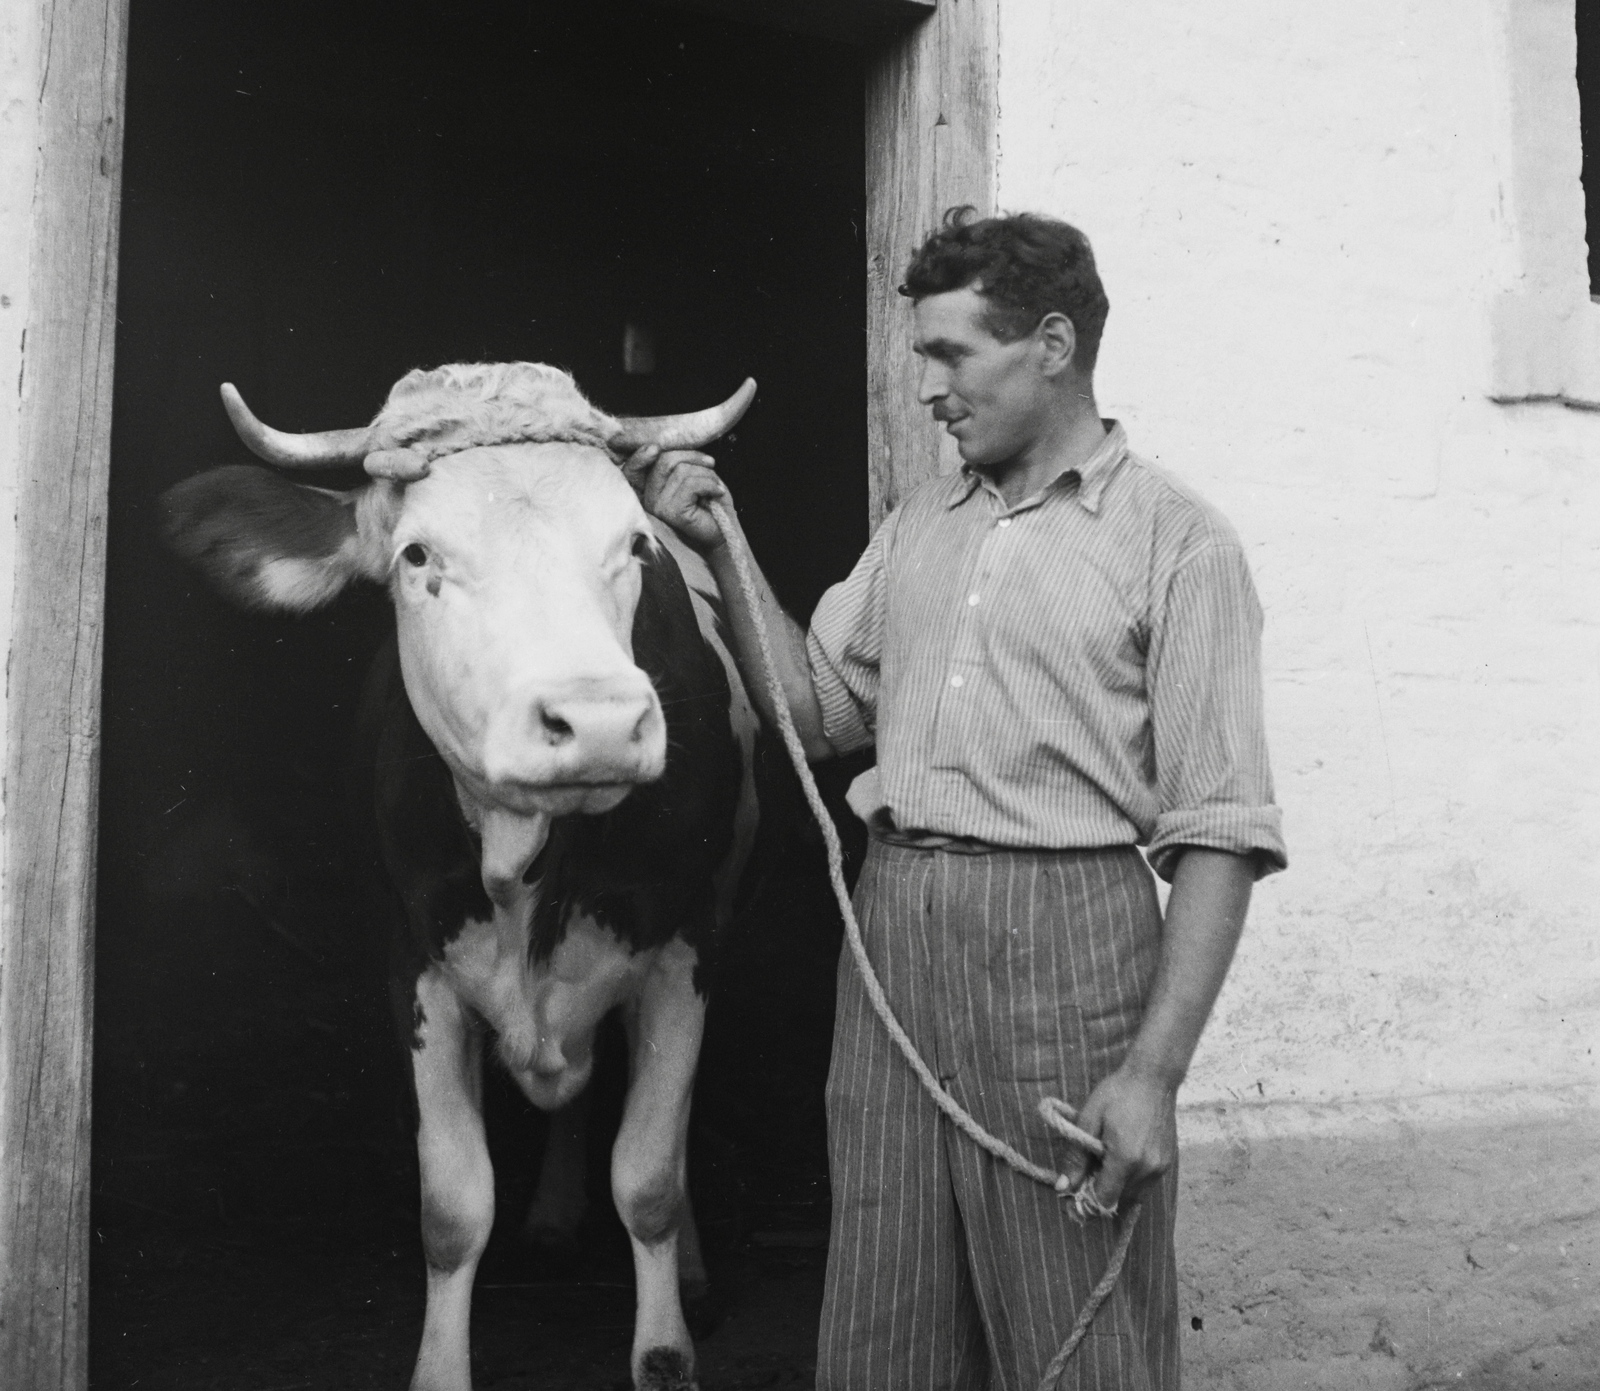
left=402, top=543, right=429, bottom=567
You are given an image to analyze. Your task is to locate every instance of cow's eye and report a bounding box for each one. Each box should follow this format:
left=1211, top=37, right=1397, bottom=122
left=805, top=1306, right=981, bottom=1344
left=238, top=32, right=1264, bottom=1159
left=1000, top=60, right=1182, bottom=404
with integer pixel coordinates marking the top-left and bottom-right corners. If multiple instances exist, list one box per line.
left=630, top=533, right=652, bottom=561
left=402, top=543, right=429, bottom=568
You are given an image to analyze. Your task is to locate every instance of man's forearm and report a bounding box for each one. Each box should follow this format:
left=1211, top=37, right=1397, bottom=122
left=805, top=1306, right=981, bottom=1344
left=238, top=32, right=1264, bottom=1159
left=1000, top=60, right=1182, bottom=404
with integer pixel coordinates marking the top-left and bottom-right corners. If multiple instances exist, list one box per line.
left=1123, top=849, right=1254, bottom=1088
left=703, top=519, right=836, bottom=761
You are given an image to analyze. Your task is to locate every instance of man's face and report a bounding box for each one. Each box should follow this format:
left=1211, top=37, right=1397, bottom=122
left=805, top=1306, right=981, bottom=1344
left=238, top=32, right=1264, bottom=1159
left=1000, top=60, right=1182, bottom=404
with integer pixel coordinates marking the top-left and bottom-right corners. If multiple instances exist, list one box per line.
left=912, top=286, right=1047, bottom=469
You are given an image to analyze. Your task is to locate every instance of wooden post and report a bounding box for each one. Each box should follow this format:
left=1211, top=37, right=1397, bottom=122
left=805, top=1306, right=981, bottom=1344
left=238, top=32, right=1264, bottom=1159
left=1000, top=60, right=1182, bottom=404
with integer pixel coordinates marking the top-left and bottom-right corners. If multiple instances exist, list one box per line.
left=864, top=0, right=999, bottom=525
left=0, top=1, right=128, bottom=1387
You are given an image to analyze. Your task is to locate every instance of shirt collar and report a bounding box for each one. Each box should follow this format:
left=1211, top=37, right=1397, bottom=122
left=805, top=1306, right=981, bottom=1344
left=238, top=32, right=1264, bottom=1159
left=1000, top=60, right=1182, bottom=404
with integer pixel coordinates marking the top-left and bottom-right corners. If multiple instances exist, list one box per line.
left=948, top=420, right=1129, bottom=516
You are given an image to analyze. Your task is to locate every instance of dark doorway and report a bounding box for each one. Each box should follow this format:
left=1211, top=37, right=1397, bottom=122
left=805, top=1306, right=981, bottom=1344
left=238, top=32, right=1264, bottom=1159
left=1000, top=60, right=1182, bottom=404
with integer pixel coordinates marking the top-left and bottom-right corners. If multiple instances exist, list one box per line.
left=94, top=3, right=866, bottom=1386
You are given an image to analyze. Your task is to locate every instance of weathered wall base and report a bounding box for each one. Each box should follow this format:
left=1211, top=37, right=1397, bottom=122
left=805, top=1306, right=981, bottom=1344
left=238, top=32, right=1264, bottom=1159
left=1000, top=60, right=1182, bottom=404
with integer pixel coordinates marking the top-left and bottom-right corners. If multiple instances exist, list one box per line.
left=1177, top=1099, right=1600, bottom=1389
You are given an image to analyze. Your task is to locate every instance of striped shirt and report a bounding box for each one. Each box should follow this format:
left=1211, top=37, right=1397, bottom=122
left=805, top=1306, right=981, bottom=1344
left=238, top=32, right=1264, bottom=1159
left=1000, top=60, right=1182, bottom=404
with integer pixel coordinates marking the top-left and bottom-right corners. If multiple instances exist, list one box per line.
left=805, top=421, right=1287, bottom=881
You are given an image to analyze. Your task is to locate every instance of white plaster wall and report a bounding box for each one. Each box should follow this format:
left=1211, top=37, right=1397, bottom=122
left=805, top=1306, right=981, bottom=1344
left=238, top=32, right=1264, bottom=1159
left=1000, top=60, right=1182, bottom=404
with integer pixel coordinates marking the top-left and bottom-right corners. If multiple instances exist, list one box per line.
left=996, top=0, right=1600, bottom=1116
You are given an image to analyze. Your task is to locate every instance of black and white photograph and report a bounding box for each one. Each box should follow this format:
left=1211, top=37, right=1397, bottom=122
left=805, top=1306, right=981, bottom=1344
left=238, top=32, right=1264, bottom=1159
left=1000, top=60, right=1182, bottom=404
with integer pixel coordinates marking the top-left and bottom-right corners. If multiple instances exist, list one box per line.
left=0, top=2, right=1596, bottom=1389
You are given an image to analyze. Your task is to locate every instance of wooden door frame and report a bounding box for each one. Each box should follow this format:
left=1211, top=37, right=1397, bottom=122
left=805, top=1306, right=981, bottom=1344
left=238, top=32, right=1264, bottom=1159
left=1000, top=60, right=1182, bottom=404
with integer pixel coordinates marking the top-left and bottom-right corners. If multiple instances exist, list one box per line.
left=0, top=2, right=995, bottom=1385
left=865, top=0, right=999, bottom=523
left=0, top=1, right=128, bottom=1387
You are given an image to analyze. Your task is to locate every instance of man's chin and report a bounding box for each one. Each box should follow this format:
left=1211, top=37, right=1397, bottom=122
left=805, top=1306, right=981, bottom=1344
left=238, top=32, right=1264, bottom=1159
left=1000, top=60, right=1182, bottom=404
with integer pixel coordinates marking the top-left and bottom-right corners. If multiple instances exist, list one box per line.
left=944, top=424, right=991, bottom=465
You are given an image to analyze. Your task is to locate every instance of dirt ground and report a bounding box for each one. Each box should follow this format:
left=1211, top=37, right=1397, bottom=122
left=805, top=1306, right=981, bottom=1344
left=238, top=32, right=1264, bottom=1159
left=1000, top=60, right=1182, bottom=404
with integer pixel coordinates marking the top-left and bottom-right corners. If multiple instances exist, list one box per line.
left=1178, top=1106, right=1600, bottom=1391
left=91, top=757, right=863, bottom=1391
left=92, top=1205, right=828, bottom=1391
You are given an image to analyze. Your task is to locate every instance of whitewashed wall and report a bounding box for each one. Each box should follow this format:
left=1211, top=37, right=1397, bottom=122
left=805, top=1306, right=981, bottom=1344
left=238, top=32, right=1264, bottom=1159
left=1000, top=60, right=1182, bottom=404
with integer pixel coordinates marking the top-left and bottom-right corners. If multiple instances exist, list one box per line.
left=994, top=0, right=1599, bottom=1380
left=997, top=0, right=1597, bottom=1113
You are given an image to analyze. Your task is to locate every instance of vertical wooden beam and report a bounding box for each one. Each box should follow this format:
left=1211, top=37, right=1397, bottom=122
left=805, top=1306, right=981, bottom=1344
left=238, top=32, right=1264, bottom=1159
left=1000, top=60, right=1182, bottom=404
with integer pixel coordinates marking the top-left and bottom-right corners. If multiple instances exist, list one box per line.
left=0, top=2, right=128, bottom=1388
left=864, top=0, right=999, bottom=524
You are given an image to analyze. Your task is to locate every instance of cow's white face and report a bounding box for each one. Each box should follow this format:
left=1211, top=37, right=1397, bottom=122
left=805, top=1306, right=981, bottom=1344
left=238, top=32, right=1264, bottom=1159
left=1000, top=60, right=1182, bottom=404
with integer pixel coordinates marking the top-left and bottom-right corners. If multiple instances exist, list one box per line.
left=165, top=364, right=756, bottom=902
left=384, top=442, right=666, bottom=822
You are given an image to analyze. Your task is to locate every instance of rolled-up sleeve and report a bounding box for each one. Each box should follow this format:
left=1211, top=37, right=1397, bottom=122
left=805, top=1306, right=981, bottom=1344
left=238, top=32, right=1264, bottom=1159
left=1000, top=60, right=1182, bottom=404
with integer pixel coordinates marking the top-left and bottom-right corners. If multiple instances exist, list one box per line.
left=805, top=516, right=894, bottom=757
left=1144, top=542, right=1288, bottom=882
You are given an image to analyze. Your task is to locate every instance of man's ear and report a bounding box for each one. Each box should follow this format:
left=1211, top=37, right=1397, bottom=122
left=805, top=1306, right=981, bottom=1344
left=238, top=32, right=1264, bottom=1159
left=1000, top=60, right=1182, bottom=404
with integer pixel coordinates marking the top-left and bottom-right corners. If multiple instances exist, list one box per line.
left=1036, top=312, right=1079, bottom=377
left=162, top=465, right=392, bottom=613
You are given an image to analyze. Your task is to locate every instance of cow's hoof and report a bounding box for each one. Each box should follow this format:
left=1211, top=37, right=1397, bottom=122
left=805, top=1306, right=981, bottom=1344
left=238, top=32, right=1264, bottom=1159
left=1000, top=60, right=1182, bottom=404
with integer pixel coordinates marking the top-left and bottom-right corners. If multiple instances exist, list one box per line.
left=637, top=1346, right=697, bottom=1391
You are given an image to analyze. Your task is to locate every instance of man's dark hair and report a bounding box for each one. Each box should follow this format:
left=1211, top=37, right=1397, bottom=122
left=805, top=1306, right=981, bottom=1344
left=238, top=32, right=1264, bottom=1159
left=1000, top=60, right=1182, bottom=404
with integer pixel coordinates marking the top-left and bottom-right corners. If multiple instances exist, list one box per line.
left=899, top=207, right=1110, bottom=373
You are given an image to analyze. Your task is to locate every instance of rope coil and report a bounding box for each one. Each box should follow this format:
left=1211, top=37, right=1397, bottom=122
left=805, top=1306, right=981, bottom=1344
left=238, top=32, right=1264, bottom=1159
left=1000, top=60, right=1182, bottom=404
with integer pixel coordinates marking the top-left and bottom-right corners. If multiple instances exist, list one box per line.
left=707, top=500, right=1139, bottom=1389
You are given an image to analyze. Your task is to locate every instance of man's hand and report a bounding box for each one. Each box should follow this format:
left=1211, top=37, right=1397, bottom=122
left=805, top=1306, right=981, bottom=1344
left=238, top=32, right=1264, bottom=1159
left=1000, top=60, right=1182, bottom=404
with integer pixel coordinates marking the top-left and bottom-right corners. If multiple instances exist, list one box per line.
left=1059, top=849, right=1254, bottom=1213
left=1060, top=1063, right=1178, bottom=1213
left=623, top=442, right=836, bottom=761
left=622, top=445, right=731, bottom=555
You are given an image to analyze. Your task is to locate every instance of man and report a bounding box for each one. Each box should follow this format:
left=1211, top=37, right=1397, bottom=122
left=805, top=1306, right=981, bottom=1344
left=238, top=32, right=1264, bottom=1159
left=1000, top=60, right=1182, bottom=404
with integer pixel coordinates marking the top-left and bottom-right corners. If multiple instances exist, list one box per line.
left=627, top=208, right=1286, bottom=1390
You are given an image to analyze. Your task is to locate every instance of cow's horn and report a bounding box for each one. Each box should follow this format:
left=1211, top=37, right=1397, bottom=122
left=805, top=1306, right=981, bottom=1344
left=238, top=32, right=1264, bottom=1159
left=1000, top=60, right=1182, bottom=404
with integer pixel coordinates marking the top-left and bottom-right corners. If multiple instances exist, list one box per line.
left=221, top=382, right=377, bottom=468
left=609, top=377, right=757, bottom=453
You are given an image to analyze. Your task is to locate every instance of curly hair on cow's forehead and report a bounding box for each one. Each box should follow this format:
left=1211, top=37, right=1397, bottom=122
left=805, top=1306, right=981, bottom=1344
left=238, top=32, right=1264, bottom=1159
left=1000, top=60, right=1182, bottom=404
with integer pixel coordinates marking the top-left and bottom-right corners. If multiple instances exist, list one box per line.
left=371, top=361, right=620, bottom=461
left=899, top=206, right=1111, bottom=372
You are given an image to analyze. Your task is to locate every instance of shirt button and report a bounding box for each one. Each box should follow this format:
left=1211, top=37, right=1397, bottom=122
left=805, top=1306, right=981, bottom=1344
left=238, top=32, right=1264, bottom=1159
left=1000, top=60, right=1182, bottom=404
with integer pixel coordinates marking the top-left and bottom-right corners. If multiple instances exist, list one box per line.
left=950, top=674, right=964, bottom=688
left=997, top=517, right=1012, bottom=528
left=968, top=594, right=980, bottom=606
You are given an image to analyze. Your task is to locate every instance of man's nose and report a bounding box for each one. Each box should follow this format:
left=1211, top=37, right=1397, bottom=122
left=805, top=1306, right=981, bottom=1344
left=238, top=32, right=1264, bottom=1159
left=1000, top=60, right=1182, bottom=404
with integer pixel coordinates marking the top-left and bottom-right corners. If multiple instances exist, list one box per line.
left=917, top=361, right=949, bottom=405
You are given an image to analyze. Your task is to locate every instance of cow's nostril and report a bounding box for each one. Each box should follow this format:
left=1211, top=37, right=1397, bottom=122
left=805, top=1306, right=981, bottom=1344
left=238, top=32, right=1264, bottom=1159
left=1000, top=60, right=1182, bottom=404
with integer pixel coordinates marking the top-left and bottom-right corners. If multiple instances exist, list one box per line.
left=539, top=708, right=574, bottom=744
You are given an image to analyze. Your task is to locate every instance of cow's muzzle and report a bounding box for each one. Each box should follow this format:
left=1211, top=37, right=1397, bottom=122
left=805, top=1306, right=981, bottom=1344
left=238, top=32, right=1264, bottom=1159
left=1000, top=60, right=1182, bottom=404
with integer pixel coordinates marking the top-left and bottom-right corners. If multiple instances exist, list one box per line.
left=480, top=682, right=666, bottom=802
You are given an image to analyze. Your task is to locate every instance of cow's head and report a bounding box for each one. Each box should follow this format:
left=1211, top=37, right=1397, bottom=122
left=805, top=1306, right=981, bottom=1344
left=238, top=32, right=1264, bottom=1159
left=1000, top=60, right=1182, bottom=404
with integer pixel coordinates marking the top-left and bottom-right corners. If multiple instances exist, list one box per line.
left=164, top=362, right=754, bottom=887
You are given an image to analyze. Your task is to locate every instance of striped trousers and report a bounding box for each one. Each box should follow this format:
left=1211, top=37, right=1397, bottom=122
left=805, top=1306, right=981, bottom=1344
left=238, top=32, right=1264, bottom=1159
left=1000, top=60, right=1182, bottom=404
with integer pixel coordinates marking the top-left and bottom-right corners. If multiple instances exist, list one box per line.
left=817, top=842, right=1180, bottom=1391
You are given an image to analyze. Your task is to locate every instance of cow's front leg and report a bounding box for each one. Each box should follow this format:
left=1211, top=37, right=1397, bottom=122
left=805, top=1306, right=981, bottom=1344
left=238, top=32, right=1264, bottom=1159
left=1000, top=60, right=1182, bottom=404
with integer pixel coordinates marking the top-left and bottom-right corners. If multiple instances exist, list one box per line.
left=612, top=941, right=706, bottom=1391
left=410, top=968, right=493, bottom=1391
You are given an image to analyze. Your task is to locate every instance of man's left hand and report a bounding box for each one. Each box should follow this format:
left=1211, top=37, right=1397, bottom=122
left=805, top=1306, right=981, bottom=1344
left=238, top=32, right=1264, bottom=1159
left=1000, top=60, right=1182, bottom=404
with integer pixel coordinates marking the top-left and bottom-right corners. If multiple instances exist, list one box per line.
left=1060, top=1064, right=1178, bottom=1212
left=621, top=445, right=732, bottom=554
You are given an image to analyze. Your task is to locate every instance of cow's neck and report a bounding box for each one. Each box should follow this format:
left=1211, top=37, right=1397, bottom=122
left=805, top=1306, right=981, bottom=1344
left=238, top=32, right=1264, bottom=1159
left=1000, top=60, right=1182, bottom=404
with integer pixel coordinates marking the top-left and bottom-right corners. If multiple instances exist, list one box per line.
left=443, top=774, right=636, bottom=1110
left=452, top=778, right=550, bottom=909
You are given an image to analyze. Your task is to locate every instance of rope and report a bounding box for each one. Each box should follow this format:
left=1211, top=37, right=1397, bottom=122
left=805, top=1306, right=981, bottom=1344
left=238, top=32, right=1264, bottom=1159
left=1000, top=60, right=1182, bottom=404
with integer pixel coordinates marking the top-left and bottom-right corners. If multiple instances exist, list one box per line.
left=707, top=500, right=1141, bottom=1390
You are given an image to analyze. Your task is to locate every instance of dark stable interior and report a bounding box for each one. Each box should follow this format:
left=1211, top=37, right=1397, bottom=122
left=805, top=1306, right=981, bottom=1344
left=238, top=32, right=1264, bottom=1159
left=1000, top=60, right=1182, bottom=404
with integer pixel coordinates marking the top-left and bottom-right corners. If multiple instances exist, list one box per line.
left=94, top=3, right=868, bottom=1386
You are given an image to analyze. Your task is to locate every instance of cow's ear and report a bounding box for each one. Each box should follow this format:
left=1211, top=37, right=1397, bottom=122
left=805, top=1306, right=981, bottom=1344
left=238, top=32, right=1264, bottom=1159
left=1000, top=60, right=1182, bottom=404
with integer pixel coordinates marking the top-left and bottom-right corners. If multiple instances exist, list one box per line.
left=162, top=465, right=392, bottom=613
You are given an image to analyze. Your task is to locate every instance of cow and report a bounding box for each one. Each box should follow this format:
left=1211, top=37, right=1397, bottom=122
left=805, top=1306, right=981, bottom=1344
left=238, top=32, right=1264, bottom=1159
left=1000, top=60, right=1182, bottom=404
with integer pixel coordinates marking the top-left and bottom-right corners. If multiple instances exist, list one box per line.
left=162, top=361, right=763, bottom=1391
